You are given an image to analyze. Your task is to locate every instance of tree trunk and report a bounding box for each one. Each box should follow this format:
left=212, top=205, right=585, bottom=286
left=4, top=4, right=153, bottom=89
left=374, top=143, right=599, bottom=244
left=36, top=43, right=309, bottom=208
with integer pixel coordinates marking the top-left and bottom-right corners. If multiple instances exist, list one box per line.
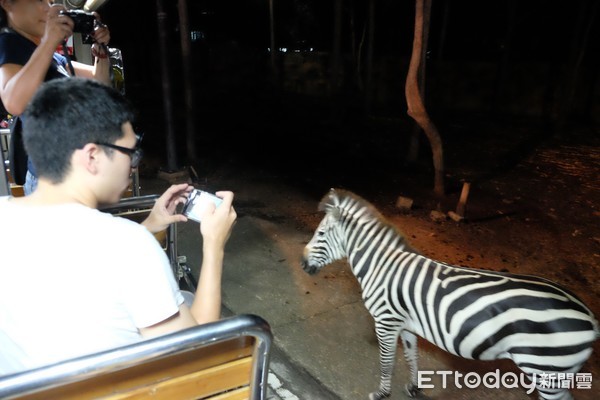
left=553, top=0, right=596, bottom=135
left=406, top=0, right=431, bottom=164
left=363, top=0, right=375, bottom=113
left=177, top=0, right=198, bottom=167
left=330, top=0, right=344, bottom=123
left=405, top=0, right=444, bottom=197
left=490, top=0, right=516, bottom=115
left=269, top=0, right=277, bottom=78
left=155, top=0, right=178, bottom=172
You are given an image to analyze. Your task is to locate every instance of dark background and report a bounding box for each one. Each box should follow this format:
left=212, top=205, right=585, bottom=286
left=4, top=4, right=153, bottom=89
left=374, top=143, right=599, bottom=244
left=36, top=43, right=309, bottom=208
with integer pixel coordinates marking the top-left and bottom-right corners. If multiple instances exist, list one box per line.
left=95, top=0, right=599, bottom=183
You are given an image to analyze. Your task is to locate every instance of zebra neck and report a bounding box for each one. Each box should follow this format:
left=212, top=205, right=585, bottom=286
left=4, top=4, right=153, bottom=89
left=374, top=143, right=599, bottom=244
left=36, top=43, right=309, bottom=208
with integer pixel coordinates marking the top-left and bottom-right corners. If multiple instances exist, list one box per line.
left=348, top=231, right=409, bottom=283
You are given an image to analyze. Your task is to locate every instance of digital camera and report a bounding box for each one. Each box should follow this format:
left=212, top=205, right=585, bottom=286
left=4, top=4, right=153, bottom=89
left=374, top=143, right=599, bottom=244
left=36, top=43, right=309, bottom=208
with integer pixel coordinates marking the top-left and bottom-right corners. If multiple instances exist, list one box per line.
left=60, top=9, right=96, bottom=44
left=181, top=189, right=223, bottom=223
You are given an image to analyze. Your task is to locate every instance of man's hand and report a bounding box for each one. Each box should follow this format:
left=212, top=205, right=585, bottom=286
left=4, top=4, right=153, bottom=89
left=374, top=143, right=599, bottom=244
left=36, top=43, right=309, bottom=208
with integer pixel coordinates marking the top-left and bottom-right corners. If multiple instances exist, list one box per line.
left=198, top=191, right=237, bottom=249
left=91, top=12, right=110, bottom=59
left=141, top=183, right=193, bottom=234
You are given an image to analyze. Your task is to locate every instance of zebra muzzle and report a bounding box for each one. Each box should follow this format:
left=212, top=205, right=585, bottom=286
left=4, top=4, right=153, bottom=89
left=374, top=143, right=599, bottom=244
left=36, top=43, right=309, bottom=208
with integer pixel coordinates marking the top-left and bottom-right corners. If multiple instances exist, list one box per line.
left=301, top=259, right=320, bottom=275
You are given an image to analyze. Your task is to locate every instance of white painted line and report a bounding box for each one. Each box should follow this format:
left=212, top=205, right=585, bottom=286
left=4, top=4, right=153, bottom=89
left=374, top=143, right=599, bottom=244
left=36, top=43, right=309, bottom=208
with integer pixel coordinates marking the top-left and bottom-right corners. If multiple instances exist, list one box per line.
left=268, top=371, right=300, bottom=400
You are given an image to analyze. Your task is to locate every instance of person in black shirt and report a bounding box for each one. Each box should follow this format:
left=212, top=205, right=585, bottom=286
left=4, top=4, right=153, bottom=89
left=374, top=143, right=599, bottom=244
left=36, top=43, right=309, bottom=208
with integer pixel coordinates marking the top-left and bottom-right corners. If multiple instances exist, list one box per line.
left=0, top=0, right=111, bottom=194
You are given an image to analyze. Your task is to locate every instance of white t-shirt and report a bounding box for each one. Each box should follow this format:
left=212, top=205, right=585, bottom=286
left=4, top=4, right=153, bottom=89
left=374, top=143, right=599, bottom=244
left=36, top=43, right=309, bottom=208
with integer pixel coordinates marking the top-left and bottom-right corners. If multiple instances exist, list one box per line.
left=0, top=197, right=185, bottom=376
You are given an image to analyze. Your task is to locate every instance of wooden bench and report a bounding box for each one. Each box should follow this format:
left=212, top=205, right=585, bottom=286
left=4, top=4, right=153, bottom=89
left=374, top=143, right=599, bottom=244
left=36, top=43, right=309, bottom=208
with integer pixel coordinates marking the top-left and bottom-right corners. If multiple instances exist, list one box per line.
left=0, top=314, right=272, bottom=400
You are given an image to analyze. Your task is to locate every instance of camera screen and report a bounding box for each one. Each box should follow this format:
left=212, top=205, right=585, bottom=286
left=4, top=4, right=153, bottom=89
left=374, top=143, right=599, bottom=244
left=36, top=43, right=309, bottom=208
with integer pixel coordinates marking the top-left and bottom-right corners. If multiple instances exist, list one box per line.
left=182, top=189, right=223, bottom=223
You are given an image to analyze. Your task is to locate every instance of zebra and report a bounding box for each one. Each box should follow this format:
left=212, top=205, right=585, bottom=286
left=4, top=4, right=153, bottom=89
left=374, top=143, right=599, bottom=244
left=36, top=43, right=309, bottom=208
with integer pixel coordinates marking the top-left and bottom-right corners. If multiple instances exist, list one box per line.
left=301, top=188, right=599, bottom=400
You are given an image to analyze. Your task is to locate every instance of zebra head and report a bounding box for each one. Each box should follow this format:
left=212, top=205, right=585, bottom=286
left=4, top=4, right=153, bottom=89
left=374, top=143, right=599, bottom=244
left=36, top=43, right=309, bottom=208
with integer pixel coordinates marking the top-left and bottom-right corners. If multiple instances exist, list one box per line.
left=302, top=188, right=353, bottom=275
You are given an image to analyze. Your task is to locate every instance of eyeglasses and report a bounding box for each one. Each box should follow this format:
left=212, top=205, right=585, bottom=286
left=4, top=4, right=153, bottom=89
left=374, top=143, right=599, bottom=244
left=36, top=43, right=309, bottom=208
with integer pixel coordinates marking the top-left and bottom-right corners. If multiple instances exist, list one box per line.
left=95, top=134, right=144, bottom=168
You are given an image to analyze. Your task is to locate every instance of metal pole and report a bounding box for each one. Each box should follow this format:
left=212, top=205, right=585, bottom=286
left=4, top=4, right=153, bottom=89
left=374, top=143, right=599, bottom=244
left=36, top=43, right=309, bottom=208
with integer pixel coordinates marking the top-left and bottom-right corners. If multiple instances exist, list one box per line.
left=1, top=129, right=10, bottom=196
left=155, top=0, right=178, bottom=172
left=269, top=0, right=276, bottom=72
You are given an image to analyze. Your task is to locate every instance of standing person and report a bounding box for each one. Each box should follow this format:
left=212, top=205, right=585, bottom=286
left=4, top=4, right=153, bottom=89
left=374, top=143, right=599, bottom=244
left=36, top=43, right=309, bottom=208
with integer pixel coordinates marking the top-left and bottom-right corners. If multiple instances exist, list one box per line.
left=0, top=0, right=111, bottom=194
left=0, top=77, right=238, bottom=375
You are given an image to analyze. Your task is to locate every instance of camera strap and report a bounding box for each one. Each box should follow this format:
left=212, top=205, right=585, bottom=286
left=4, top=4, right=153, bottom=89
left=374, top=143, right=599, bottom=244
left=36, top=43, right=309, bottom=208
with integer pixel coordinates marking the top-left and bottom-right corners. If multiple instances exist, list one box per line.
left=61, top=40, right=77, bottom=76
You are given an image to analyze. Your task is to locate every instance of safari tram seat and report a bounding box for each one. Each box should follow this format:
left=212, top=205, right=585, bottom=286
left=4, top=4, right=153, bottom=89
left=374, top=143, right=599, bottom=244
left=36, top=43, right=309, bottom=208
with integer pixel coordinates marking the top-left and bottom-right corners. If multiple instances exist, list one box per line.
left=0, top=313, right=273, bottom=400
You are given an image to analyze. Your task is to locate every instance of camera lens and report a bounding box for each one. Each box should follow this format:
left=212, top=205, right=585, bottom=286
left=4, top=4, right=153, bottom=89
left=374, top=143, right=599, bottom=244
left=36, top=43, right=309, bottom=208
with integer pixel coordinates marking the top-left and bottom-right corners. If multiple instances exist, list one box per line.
left=64, top=0, right=87, bottom=9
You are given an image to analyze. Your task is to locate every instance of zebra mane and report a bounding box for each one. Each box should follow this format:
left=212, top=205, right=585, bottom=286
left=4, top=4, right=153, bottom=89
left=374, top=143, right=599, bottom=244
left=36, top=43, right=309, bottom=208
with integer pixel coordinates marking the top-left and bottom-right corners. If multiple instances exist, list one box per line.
left=319, top=188, right=415, bottom=250
left=318, top=188, right=383, bottom=219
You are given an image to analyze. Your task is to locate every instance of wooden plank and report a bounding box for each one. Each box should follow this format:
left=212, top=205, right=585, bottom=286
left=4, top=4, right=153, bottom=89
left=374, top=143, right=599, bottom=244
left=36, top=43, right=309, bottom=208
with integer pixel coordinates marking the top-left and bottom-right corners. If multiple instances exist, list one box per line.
left=209, top=386, right=250, bottom=400
left=10, top=185, right=24, bottom=197
left=16, top=338, right=254, bottom=400
left=107, top=357, right=252, bottom=400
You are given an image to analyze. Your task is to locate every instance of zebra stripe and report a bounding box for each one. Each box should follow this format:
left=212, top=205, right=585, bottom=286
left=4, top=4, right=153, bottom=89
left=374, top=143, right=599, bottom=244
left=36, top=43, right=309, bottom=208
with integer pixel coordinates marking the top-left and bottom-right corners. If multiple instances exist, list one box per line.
left=302, top=188, right=599, bottom=400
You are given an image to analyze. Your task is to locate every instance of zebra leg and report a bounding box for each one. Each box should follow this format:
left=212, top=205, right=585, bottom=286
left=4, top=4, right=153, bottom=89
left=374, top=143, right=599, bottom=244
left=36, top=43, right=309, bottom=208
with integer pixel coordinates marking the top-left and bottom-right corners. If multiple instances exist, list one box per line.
left=535, top=384, right=573, bottom=400
left=518, top=362, right=580, bottom=400
left=537, top=392, right=573, bottom=400
left=532, top=374, right=574, bottom=400
left=400, top=330, right=422, bottom=398
left=519, top=370, right=574, bottom=400
left=368, top=323, right=400, bottom=400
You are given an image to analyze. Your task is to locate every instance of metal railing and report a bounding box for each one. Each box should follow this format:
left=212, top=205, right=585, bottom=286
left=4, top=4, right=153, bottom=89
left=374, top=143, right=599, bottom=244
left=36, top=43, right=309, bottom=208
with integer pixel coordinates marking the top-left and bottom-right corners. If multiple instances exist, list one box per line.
left=0, top=314, right=273, bottom=400
left=1, top=128, right=10, bottom=196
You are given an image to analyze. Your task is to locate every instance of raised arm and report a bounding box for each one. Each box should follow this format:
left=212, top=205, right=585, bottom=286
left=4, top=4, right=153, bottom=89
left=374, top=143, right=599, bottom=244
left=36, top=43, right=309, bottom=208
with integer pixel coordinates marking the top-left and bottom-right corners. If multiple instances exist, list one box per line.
left=0, top=5, right=72, bottom=115
left=139, top=191, right=237, bottom=338
left=191, top=191, right=237, bottom=323
left=71, top=12, right=111, bottom=85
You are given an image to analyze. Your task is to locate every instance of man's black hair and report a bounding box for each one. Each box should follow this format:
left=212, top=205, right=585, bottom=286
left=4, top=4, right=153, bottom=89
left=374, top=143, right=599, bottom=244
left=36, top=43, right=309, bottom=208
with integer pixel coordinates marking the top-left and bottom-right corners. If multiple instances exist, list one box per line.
left=22, top=77, right=136, bottom=182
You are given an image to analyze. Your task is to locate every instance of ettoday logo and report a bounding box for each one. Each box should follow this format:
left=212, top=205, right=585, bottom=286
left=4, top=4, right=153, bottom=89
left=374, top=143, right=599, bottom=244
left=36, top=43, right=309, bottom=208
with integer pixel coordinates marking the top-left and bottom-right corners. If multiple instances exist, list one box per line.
left=417, top=370, right=593, bottom=393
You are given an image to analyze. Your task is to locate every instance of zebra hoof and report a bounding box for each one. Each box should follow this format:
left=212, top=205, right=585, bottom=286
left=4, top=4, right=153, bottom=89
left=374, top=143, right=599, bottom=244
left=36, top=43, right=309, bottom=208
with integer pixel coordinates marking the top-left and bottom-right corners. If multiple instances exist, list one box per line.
left=405, top=383, right=422, bottom=398
left=368, top=391, right=390, bottom=400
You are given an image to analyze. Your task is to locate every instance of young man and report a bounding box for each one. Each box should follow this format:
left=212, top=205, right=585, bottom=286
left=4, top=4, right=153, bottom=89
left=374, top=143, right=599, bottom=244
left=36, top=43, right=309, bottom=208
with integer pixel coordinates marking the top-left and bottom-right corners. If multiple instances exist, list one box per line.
left=0, top=77, right=237, bottom=375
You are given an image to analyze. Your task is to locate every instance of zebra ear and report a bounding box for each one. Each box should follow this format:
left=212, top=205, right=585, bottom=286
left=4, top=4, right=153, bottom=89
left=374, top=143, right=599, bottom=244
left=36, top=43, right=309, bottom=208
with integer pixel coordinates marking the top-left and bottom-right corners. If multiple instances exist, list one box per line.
left=318, top=189, right=341, bottom=219
left=317, top=200, right=331, bottom=212
left=318, top=188, right=337, bottom=211
left=318, top=201, right=341, bottom=220
left=329, top=206, right=342, bottom=220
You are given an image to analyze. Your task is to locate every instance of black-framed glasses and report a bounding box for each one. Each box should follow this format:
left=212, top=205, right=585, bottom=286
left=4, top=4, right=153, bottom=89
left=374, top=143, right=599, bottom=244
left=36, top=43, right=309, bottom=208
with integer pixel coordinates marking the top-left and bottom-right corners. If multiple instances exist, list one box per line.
left=95, top=134, right=144, bottom=168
